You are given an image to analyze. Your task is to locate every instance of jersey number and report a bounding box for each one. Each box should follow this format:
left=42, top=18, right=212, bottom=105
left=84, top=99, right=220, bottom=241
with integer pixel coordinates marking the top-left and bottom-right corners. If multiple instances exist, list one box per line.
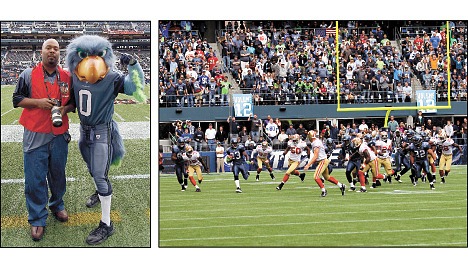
left=79, top=90, right=92, bottom=116
left=414, top=150, right=426, bottom=158
left=290, top=147, right=302, bottom=154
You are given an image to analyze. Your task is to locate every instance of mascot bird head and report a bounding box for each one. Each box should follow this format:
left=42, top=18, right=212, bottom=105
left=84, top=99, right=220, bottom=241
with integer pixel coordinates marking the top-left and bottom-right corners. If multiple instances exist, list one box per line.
left=66, top=35, right=116, bottom=84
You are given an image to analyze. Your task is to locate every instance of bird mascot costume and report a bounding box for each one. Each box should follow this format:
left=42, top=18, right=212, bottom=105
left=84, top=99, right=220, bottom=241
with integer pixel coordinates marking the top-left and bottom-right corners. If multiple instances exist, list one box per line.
left=65, top=35, right=146, bottom=245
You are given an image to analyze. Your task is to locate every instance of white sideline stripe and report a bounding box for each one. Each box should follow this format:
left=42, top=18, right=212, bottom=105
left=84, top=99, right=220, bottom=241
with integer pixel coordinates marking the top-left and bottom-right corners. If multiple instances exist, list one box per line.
left=112, top=174, right=150, bottom=180
left=1, top=177, right=77, bottom=184
left=1, top=174, right=150, bottom=184
left=1, top=108, right=15, bottom=117
left=160, top=215, right=467, bottom=230
left=144, top=116, right=150, bottom=120
left=380, top=242, right=466, bottom=247
left=160, top=206, right=467, bottom=221
left=159, top=227, right=466, bottom=242
left=114, top=112, right=125, bottom=121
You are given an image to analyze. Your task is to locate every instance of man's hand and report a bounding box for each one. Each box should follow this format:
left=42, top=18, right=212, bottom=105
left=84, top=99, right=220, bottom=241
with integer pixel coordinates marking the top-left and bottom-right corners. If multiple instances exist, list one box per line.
left=303, top=164, right=310, bottom=170
left=36, top=98, right=56, bottom=110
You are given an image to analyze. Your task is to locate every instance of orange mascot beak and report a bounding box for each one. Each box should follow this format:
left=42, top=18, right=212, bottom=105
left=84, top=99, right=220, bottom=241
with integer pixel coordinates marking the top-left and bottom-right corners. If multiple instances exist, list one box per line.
left=75, top=56, right=109, bottom=84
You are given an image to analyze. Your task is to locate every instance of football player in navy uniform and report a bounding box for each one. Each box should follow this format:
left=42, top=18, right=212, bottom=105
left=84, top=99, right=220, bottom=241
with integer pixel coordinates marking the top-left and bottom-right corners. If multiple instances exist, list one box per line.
left=339, top=135, right=362, bottom=191
left=226, top=138, right=251, bottom=193
left=171, top=137, right=189, bottom=191
left=392, top=129, right=410, bottom=182
left=408, top=135, right=437, bottom=189
left=324, top=138, right=336, bottom=177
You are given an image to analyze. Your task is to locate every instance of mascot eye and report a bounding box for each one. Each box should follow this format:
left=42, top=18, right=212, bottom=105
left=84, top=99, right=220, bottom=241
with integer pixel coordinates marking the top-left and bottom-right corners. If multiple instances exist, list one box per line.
left=98, top=49, right=107, bottom=57
left=78, top=50, right=88, bottom=59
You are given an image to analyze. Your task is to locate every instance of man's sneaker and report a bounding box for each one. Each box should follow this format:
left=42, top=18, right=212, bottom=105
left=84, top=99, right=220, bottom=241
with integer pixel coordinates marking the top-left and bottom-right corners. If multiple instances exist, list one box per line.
left=299, top=173, right=306, bottom=182
left=320, top=190, right=328, bottom=197
left=349, top=186, right=356, bottom=191
left=371, top=183, right=377, bottom=189
left=256, top=174, right=260, bottom=181
left=86, top=221, right=114, bottom=245
left=195, top=188, right=201, bottom=192
left=358, top=188, right=367, bottom=192
left=236, top=187, right=242, bottom=193
left=198, top=179, right=202, bottom=184
left=270, top=173, right=275, bottom=180
left=86, top=191, right=100, bottom=208
left=340, top=184, right=346, bottom=196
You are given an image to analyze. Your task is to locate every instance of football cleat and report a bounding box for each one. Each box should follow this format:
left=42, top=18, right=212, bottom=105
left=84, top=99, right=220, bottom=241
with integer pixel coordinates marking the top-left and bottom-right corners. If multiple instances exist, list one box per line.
left=430, top=184, right=435, bottom=190
left=195, top=188, right=201, bottom=192
left=86, top=221, right=114, bottom=245
left=86, top=191, right=100, bottom=208
left=270, top=173, right=275, bottom=180
left=236, top=187, right=242, bottom=193
left=256, top=174, right=260, bottom=181
left=371, top=183, right=377, bottom=189
left=181, top=185, right=187, bottom=192
left=376, top=180, right=381, bottom=186
left=358, top=188, right=367, bottom=192
left=198, top=179, right=202, bottom=184
left=340, top=184, right=346, bottom=196
left=320, top=190, right=328, bottom=197
left=349, top=186, right=356, bottom=191
left=276, top=182, right=284, bottom=190
left=441, top=178, right=446, bottom=184
left=299, top=173, right=306, bottom=182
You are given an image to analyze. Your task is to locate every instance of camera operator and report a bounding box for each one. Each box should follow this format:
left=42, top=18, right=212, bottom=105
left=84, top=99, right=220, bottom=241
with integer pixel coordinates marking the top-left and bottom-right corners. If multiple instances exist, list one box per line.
left=12, top=39, right=74, bottom=242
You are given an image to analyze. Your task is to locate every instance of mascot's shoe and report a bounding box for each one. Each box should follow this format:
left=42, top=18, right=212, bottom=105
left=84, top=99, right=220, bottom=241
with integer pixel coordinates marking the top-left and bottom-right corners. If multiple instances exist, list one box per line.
left=86, top=221, right=114, bottom=245
left=53, top=209, right=69, bottom=222
left=31, top=226, right=44, bottom=241
left=86, top=191, right=100, bottom=208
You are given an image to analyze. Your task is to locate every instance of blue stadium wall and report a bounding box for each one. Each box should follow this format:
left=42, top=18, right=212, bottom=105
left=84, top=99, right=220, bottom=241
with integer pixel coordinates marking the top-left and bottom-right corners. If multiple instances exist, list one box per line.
left=159, top=102, right=467, bottom=122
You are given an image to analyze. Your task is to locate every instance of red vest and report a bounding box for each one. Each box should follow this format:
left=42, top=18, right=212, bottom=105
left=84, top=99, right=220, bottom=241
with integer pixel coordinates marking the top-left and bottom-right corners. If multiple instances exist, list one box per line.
left=19, top=63, right=71, bottom=135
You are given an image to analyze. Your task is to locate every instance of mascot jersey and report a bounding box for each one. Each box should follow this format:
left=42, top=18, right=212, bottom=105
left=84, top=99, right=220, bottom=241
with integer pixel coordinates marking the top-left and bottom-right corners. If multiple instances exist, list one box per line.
left=72, top=72, right=125, bottom=126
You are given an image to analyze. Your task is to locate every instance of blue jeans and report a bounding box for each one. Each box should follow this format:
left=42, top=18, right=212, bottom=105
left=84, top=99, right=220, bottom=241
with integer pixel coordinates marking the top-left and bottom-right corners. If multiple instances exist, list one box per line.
left=207, top=139, right=216, bottom=151
left=187, top=94, right=194, bottom=107
left=24, top=133, right=68, bottom=226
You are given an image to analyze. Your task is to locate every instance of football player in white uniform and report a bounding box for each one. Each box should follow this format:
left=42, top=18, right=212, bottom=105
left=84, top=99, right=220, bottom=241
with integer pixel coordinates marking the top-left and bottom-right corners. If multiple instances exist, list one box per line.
left=375, top=131, right=396, bottom=183
left=182, top=145, right=208, bottom=192
left=251, top=141, right=275, bottom=181
left=438, top=138, right=462, bottom=184
left=276, top=134, right=309, bottom=190
left=304, top=131, right=346, bottom=197
left=355, top=137, right=385, bottom=191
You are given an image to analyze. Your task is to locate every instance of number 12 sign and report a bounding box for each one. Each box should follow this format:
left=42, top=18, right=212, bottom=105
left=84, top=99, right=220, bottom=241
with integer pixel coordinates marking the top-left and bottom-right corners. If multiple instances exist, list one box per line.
left=233, top=94, right=253, bottom=118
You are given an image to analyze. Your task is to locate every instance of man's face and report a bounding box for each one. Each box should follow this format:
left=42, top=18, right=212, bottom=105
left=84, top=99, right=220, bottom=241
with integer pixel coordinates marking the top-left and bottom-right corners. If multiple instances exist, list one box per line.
left=42, top=39, right=60, bottom=67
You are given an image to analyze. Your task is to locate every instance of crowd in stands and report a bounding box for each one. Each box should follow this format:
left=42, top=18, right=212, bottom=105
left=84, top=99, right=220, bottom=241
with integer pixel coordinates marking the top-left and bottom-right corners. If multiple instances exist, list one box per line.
left=168, top=114, right=468, bottom=153
left=158, top=20, right=466, bottom=107
left=158, top=20, right=226, bottom=107
left=1, top=21, right=150, bottom=34
left=399, top=21, right=467, bottom=101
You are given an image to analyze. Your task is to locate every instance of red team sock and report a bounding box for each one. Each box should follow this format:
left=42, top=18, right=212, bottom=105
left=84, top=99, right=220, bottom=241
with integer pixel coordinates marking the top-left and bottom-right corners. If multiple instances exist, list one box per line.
left=189, top=176, right=197, bottom=186
left=358, top=171, right=366, bottom=186
left=315, top=177, right=325, bottom=188
left=282, top=174, right=290, bottom=183
left=327, top=176, right=339, bottom=185
left=257, top=168, right=262, bottom=174
left=293, top=170, right=300, bottom=176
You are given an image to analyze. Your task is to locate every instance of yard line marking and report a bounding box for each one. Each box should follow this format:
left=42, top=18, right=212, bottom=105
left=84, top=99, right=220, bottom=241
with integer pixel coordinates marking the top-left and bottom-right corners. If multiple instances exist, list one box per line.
left=379, top=242, right=467, bottom=247
left=1, top=108, right=15, bottom=117
left=144, top=116, right=150, bottom=120
left=1, top=174, right=150, bottom=184
left=160, top=206, right=467, bottom=221
left=114, top=112, right=125, bottom=121
left=159, top=227, right=466, bottom=242
left=1, top=177, right=77, bottom=184
left=1, top=211, right=121, bottom=228
left=160, top=215, right=467, bottom=230
left=112, top=174, right=150, bottom=180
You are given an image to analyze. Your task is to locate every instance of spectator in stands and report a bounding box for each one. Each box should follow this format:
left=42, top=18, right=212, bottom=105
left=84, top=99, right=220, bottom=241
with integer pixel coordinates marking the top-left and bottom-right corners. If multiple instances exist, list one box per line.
left=286, top=124, right=297, bottom=137
left=193, top=126, right=204, bottom=151
left=278, top=129, right=288, bottom=148
left=205, top=123, right=217, bottom=151
left=227, top=116, right=241, bottom=141
left=244, top=136, right=256, bottom=150
left=402, top=81, right=412, bottom=102
left=296, top=123, right=306, bottom=139
left=216, top=125, right=229, bottom=146
left=239, top=126, right=249, bottom=143
left=359, top=120, right=368, bottom=133
left=444, top=120, right=454, bottom=138
left=265, top=118, right=279, bottom=143
left=388, top=115, right=399, bottom=136
left=248, top=114, right=262, bottom=142
left=220, top=76, right=231, bottom=106
left=415, top=110, right=425, bottom=132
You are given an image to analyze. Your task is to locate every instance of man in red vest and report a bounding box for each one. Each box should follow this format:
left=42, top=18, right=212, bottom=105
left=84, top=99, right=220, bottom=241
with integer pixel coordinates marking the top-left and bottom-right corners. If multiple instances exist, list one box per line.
left=12, top=39, right=74, bottom=242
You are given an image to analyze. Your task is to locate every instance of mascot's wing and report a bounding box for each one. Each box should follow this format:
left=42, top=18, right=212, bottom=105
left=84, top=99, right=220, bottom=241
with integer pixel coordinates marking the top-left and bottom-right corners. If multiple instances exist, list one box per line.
left=124, top=62, right=146, bottom=103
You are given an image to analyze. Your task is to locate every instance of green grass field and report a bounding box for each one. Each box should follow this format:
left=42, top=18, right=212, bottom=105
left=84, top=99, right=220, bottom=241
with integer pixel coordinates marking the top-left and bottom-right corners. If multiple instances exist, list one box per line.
left=1, top=84, right=150, bottom=247
left=159, top=166, right=467, bottom=247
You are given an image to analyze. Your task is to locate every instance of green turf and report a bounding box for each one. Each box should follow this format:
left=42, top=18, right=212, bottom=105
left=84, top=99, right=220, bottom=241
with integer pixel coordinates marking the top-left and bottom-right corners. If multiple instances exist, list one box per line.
left=1, top=139, right=150, bottom=247
left=1, top=84, right=150, bottom=125
left=159, top=166, right=467, bottom=247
